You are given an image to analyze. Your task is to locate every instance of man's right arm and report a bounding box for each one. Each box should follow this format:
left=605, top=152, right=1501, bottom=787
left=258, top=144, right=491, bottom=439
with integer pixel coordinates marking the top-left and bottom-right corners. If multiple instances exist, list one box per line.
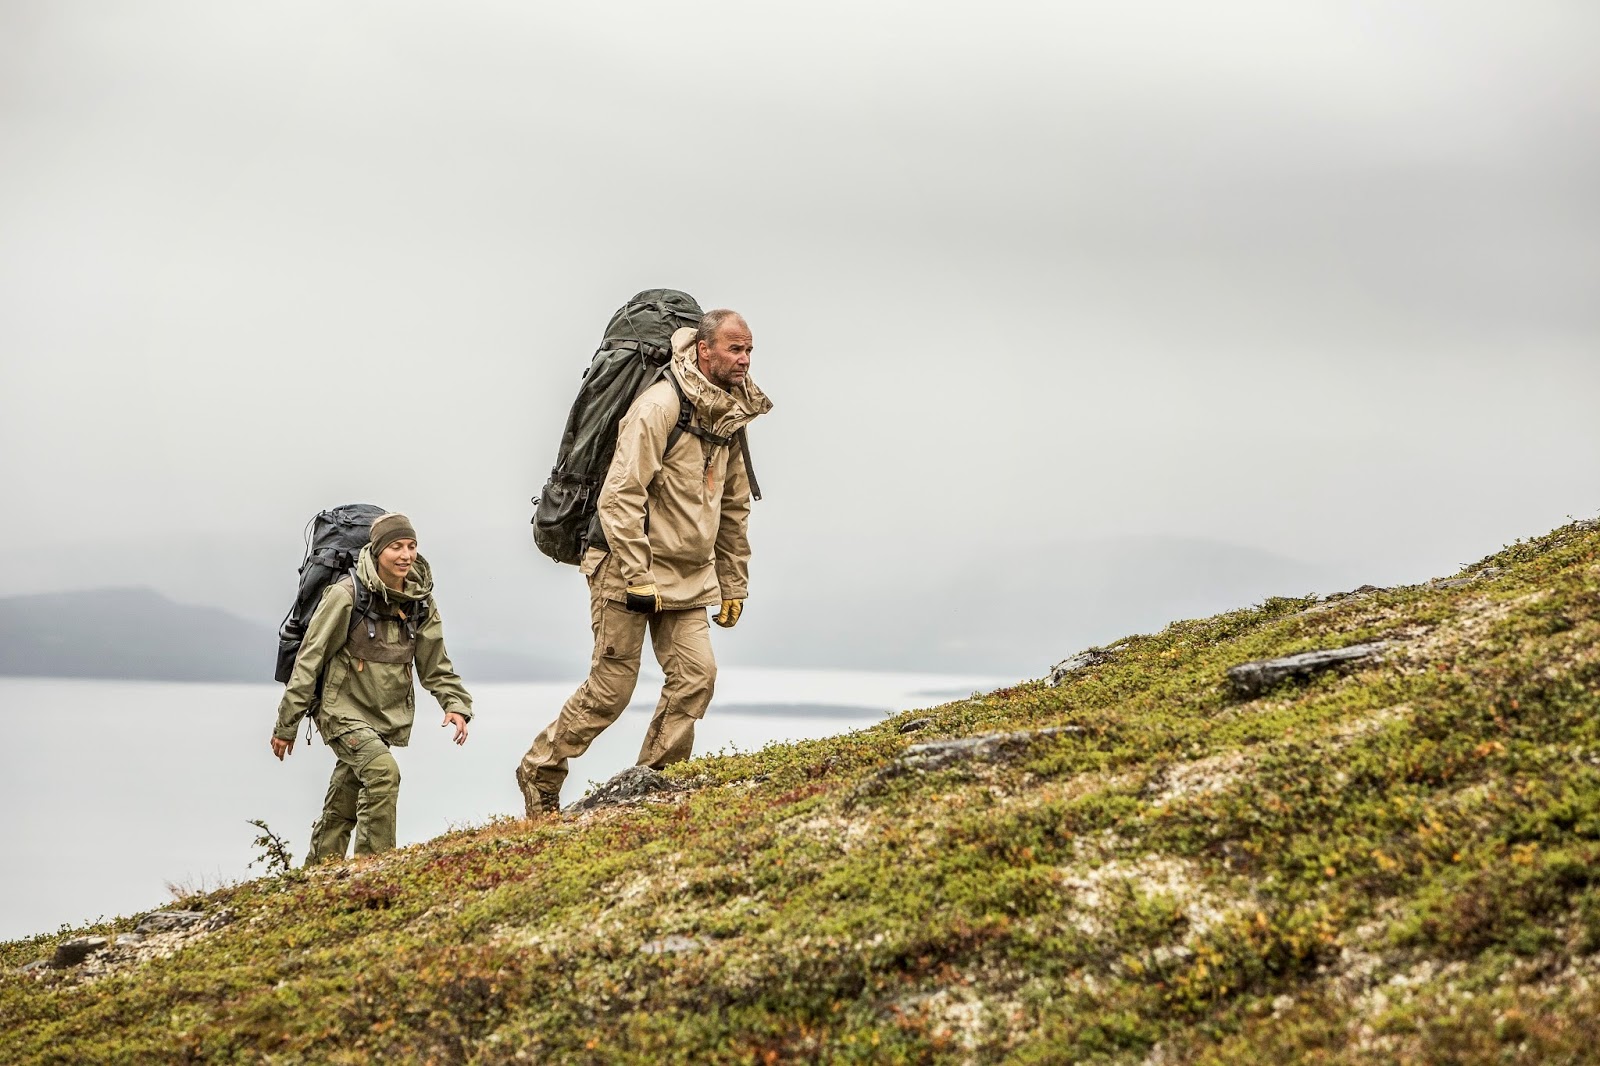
left=596, top=393, right=674, bottom=592
left=273, top=584, right=353, bottom=740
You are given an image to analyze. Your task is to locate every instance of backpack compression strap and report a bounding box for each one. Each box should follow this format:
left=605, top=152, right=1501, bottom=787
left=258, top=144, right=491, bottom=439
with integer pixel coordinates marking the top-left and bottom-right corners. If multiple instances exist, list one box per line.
left=606, top=336, right=674, bottom=365
left=343, top=570, right=429, bottom=640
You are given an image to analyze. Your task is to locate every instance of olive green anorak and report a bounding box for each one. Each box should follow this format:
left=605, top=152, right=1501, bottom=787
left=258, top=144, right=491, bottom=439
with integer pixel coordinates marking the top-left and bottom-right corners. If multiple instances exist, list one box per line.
left=274, top=547, right=471, bottom=745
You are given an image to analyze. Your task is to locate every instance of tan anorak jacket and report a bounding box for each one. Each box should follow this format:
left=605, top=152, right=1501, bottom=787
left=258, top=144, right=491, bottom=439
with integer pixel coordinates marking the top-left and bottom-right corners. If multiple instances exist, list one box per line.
left=582, top=327, right=773, bottom=609
left=274, top=547, right=472, bottom=745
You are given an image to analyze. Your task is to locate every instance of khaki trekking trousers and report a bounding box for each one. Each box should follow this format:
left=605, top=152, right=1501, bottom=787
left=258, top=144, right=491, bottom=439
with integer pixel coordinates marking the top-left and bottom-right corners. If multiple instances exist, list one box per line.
left=520, top=581, right=716, bottom=796
left=306, top=727, right=400, bottom=864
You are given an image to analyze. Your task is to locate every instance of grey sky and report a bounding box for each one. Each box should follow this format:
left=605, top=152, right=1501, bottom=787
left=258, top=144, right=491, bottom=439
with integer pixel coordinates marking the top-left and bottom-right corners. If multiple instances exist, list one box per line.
left=2, top=2, right=1597, bottom=673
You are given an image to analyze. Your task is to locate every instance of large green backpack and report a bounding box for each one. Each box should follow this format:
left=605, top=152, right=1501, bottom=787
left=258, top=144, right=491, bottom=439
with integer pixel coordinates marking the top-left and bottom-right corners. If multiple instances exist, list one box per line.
left=530, top=289, right=705, bottom=565
left=274, top=503, right=429, bottom=684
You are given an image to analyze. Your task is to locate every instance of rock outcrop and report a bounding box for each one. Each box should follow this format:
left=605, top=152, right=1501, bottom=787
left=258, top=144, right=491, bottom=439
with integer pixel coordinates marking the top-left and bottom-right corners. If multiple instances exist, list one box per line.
left=850, top=726, right=1080, bottom=807
left=567, top=766, right=685, bottom=814
left=1049, top=642, right=1128, bottom=686
left=15, top=907, right=235, bottom=980
left=1226, top=642, right=1388, bottom=698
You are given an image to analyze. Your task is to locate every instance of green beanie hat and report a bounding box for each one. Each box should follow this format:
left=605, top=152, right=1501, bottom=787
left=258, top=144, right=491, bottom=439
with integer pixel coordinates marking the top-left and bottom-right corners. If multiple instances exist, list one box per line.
left=369, top=512, right=417, bottom=556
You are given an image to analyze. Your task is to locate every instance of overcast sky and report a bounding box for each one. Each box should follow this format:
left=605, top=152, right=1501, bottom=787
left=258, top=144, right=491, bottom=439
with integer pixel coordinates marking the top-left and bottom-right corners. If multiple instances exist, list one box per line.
left=2, top=1, right=1597, bottom=672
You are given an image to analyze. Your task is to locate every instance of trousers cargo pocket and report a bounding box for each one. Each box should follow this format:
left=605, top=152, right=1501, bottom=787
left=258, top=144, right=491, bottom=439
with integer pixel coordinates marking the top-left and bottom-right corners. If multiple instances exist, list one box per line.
left=337, top=728, right=389, bottom=772
left=597, top=601, right=648, bottom=661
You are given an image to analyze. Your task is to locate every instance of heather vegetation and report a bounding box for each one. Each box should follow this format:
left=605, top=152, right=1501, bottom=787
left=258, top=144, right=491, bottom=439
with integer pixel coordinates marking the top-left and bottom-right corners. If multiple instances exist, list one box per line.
left=5, top=520, right=1600, bottom=1064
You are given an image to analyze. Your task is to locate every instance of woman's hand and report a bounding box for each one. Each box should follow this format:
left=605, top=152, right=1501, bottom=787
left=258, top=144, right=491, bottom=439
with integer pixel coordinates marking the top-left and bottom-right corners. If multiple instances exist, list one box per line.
left=443, top=712, right=469, bottom=745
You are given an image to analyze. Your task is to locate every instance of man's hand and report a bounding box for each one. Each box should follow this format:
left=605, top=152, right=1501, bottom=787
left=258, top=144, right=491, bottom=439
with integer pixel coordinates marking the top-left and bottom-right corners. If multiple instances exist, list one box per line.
left=624, top=583, right=662, bottom=614
left=443, top=711, right=469, bottom=746
left=271, top=736, right=294, bottom=761
left=714, top=599, right=744, bottom=628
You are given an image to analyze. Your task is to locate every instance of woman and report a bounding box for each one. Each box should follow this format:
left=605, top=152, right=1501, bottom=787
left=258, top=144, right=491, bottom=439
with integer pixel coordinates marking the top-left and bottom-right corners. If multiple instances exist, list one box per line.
left=270, top=512, right=472, bottom=863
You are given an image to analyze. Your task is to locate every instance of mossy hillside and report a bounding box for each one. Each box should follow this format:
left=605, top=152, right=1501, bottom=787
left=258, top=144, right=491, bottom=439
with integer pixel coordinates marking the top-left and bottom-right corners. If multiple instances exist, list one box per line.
left=4, top=521, right=1600, bottom=1063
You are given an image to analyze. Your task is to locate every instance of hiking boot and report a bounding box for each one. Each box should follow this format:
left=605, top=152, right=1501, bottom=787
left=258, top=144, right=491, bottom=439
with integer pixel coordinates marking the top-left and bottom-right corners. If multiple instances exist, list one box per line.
left=515, top=763, right=561, bottom=818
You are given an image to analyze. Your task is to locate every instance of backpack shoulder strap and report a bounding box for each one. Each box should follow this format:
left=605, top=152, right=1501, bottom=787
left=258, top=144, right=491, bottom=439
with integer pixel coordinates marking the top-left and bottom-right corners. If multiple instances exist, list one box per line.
left=403, top=596, right=431, bottom=636
left=735, top=428, right=762, bottom=502
left=310, top=575, right=361, bottom=699
left=663, top=368, right=694, bottom=459
left=340, top=571, right=377, bottom=639
left=338, top=571, right=363, bottom=605
left=344, top=570, right=430, bottom=638
left=659, top=368, right=761, bottom=495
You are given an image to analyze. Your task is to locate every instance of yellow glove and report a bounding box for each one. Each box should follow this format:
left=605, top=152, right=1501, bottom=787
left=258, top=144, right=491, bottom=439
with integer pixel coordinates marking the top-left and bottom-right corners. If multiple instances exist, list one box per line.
left=624, top=583, right=662, bottom=614
left=714, top=599, right=744, bottom=628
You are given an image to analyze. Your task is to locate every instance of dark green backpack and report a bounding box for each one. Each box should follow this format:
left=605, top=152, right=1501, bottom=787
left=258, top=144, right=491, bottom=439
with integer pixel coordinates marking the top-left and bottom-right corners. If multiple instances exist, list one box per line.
left=274, top=503, right=428, bottom=684
left=531, top=289, right=705, bottom=565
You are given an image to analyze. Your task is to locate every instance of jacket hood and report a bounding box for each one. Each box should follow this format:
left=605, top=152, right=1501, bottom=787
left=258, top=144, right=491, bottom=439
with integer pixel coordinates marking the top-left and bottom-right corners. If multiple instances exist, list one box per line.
left=356, top=545, right=434, bottom=603
left=669, top=326, right=773, bottom=437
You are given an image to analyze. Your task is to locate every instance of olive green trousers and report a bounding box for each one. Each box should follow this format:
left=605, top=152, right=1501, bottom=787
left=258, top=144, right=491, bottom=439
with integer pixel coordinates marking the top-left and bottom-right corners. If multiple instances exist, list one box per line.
left=305, top=727, right=401, bottom=864
left=519, top=583, right=715, bottom=807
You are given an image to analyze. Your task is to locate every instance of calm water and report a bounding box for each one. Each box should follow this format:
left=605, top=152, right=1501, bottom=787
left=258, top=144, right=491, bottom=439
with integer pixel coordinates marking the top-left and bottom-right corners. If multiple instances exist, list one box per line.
left=0, top=669, right=1002, bottom=942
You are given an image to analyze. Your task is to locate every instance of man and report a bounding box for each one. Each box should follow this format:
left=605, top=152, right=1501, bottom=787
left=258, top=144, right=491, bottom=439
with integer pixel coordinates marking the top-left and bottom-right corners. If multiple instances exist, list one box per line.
left=517, top=309, right=773, bottom=815
left=272, top=513, right=473, bottom=862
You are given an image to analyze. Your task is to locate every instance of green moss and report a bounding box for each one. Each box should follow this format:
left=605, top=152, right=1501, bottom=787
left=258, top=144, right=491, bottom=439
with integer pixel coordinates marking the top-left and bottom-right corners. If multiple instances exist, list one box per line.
left=5, top=520, right=1600, bottom=1063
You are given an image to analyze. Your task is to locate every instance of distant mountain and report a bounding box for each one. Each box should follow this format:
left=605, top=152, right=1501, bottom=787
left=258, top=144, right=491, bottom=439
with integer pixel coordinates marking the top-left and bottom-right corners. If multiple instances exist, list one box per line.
left=0, top=588, right=566, bottom=683
left=0, top=587, right=272, bottom=682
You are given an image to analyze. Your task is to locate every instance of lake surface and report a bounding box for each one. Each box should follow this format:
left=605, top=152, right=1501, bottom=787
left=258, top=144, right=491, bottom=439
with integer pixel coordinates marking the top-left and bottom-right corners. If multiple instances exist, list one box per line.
left=0, top=669, right=1003, bottom=942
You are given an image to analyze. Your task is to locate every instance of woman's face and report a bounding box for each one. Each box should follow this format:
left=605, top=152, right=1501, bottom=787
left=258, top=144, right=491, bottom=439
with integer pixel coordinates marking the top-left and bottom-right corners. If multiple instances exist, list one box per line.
left=377, top=538, right=417, bottom=587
